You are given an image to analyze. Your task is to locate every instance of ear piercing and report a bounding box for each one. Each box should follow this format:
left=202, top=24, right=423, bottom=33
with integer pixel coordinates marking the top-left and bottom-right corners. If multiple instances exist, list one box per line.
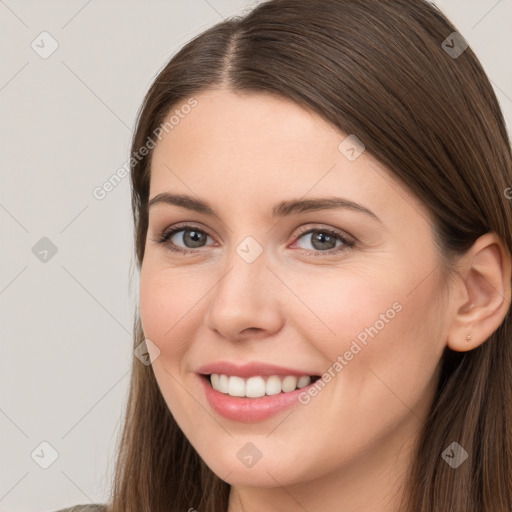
left=465, top=306, right=474, bottom=343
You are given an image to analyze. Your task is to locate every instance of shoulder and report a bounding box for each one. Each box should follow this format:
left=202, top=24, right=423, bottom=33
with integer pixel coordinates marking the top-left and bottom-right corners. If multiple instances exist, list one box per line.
left=53, top=505, right=108, bottom=512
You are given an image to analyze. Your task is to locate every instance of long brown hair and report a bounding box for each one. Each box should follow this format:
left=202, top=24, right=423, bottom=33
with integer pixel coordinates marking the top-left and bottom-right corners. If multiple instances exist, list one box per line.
left=106, top=1, right=512, bottom=510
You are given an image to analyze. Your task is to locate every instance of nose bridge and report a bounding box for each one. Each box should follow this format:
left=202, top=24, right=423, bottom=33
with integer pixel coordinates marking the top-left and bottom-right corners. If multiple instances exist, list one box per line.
left=204, top=232, right=282, bottom=337
left=216, top=233, right=268, bottom=305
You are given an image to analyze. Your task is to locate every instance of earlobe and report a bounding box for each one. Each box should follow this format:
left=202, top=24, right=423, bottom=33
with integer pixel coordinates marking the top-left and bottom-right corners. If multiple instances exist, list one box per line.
left=446, top=233, right=512, bottom=352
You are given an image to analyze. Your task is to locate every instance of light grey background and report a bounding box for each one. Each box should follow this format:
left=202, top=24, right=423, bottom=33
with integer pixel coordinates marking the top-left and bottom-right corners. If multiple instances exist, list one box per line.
left=1, top=1, right=510, bottom=510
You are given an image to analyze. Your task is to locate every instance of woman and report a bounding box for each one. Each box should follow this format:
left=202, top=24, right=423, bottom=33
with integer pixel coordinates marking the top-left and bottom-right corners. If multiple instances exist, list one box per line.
left=57, top=0, right=512, bottom=510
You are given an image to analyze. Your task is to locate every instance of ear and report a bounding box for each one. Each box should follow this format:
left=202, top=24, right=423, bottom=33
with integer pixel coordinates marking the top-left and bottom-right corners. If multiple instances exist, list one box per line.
left=446, top=232, right=511, bottom=352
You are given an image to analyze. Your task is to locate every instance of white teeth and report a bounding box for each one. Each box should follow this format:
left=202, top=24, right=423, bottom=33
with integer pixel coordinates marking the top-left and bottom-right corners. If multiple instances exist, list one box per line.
left=209, top=374, right=313, bottom=398
left=266, top=376, right=282, bottom=396
left=297, top=376, right=311, bottom=388
left=228, top=376, right=245, bottom=397
left=246, top=376, right=266, bottom=398
left=218, top=374, right=229, bottom=393
left=281, top=375, right=297, bottom=392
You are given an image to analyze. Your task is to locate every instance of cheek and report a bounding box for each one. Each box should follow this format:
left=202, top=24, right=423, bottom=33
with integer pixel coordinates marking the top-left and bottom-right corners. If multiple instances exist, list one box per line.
left=139, top=265, right=206, bottom=426
left=283, top=264, right=406, bottom=355
left=285, top=262, right=444, bottom=393
left=139, top=264, right=197, bottom=362
left=139, top=273, right=168, bottom=346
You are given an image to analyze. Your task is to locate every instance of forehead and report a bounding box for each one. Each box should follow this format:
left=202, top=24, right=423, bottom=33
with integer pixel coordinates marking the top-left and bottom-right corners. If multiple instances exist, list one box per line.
left=152, top=89, right=341, bottom=171
left=149, top=89, right=431, bottom=227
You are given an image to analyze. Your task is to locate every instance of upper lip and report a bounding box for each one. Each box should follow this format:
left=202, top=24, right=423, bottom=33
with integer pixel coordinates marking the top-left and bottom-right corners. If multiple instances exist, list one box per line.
left=196, top=361, right=319, bottom=378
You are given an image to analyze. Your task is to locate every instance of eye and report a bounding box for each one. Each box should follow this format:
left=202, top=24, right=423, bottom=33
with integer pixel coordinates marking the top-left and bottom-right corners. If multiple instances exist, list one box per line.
left=152, top=223, right=355, bottom=257
left=152, top=224, right=215, bottom=254
left=291, top=226, right=355, bottom=256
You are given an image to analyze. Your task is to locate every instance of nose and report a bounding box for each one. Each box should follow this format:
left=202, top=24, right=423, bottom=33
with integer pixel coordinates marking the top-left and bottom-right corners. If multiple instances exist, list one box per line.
left=204, top=244, right=284, bottom=342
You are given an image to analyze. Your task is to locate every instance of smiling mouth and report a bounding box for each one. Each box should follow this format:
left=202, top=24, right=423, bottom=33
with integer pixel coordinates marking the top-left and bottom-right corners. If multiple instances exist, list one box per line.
left=202, top=373, right=321, bottom=399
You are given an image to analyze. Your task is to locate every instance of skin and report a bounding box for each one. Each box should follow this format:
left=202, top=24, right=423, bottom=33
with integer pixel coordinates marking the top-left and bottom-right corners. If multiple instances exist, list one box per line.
left=139, top=88, right=511, bottom=511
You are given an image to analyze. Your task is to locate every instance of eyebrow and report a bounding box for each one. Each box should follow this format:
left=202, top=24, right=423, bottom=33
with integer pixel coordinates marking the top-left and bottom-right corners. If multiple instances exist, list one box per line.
left=148, top=192, right=381, bottom=222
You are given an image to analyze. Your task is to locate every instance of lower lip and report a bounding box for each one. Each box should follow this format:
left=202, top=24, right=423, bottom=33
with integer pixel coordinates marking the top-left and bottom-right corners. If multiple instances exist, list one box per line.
left=198, top=374, right=316, bottom=423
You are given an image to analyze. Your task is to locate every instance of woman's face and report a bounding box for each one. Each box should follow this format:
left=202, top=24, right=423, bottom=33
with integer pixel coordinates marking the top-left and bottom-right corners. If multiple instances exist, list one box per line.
left=140, top=89, right=450, bottom=490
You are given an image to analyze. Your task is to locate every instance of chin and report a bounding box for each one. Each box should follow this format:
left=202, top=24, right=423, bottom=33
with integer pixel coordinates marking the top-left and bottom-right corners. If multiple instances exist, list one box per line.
left=196, top=444, right=309, bottom=488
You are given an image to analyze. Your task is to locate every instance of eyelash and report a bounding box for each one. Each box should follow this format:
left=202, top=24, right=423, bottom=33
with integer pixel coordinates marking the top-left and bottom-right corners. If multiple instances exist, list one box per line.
left=152, top=222, right=356, bottom=257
